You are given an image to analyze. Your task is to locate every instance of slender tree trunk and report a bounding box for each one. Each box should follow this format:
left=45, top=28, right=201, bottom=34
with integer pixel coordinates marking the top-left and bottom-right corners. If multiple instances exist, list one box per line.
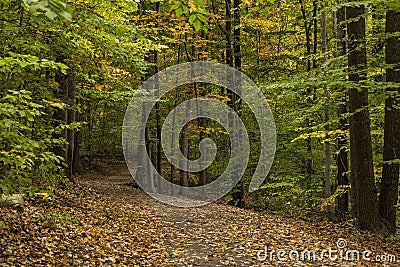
left=256, top=29, right=261, bottom=81
left=178, top=33, right=197, bottom=196
left=347, top=3, right=384, bottom=232
left=54, top=71, right=76, bottom=183
left=170, top=93, right=178, bottom=196
left=145, top=113, right=156, bottom=193
left=72, top=98, right=81, bottom=174
left=335, top=6, right=349, bottom=215
left=179, top=101, right=190, bottom=196
left=66, top=81, right=76, bottom=181
left=170, top=43, right=181, bottom=196
left=299, top=0, right=313, bottom=183
left=135, top=101, right=155, bottom=193
left=195, top=82, right=207, bottom=195
left=199, top=115, right=206, bottom=189
left=300, top=0, right=312, bottom=73
left=230, top=0, right=243, bottom=207
left=87, top=102, right=94, bottom=167
left=134, top=1, right=160, bottom=193
left=154, top=1, right=162, bottom=182
left=321, top=8, right=331, bottom=206
left=135, top=50, right=157, bottom=193
left=154, top=63, right=161, bottom=192
left=225, top=0, right=233, bottom=67
left=379, top=10, right=400, bottom=234
left=233, top=0, right=241, bottom=72
left=312, top=0, right=318, bottom=71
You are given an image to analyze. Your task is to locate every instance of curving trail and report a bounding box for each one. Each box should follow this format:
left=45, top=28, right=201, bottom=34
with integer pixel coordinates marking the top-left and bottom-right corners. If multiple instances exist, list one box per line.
left=0, top=161, right=398, bottom=266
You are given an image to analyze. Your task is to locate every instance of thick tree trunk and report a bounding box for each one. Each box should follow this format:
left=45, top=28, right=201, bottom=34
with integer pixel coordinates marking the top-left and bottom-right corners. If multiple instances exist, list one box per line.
left=379, top=10, right=400, bottom=234
left=347, top=4, right=383, bottom=232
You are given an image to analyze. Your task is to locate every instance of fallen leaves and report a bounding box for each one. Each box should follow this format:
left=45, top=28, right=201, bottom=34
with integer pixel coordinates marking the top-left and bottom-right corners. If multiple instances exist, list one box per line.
left=0, top=163, right=399, bottom=266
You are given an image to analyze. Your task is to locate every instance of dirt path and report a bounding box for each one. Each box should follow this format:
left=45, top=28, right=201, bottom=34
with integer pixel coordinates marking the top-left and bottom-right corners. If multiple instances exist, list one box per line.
left=1, top=161, right=399, bottom=266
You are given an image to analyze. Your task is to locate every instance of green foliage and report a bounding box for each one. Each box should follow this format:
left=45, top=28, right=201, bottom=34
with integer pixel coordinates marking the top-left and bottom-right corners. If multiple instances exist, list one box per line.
left=23, top=0, right=72, bottom=20
left=2, top=0, right=399, bottom=232
left=0, top=0, right=152, bottom=194
left=0, top=89, right=65, bottom=194
left=169, top=0, right=208, bottom=32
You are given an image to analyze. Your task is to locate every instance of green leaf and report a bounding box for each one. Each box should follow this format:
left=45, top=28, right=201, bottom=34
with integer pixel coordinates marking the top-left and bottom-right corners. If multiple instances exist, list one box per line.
left=182, top=5, right=189, bottom=14
left=192, top=19, right=202, bottom=32
left=189, top=14, right=197, bottom=24
left=170, top=1, right=182, bottom=11
left=196, top=14, right=207, bottom=24
left=45, top=10, right=57, bottom=20
left=176, top=6, right=184, bottom=17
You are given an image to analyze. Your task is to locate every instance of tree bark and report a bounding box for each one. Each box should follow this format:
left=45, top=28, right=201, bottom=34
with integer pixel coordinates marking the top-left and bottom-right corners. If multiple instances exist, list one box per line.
left=179, top=101, right=190, bottom=197
left=299, top=0, right=313, bottom=179
left=335, top=6, right=349, bottom=215
left=225, top=0, right=233, bottom=67
left=312, top=0, right=318, bottom=71
left=154, top=1, right=162, bottom=181
left=72, top=98, right=81, bottom=174
left=231, top=0, right=243, bottom=207
left=321, top=7, right=331, bottom=207
left=54, top=71, right=76, bottom=183
left=347, top=3, right=383, bottom=232
left=379, top=10, right=400, bottom=234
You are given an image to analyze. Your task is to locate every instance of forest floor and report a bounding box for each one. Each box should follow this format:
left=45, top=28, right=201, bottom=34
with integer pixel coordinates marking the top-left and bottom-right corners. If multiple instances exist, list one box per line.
left=1, top=160, right=399, bottom=267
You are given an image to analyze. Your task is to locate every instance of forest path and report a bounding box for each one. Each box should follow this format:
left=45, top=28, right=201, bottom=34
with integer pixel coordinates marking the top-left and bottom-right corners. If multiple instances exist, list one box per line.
left=1, top=160, right=399, bottom=266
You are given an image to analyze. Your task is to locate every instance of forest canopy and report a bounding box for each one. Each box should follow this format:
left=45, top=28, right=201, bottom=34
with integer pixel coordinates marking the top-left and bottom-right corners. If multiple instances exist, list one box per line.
left=1, top=0, right=400, bottom=236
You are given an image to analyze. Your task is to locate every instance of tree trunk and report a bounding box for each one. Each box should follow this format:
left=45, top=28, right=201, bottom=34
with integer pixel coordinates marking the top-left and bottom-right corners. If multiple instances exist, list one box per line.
left=231, top=0, right=243, bottom=207
left=135, top=0, right=160, bottom=193
left=135, top=50, right=158, bottom=194
left=154, top=1, right=162, bottom=182
left=179, top=101, right=190, bottom=197
left=54, top=72, right=76, bottom=183
left=72, top=98, right=81, bottom=174
left=335, top=6, right=349, bottom=215
left=225, top=0, right=233, bottom=67
left=379, top=10, right=400, bottom=234
left=347, top=3, right=383, bottom=232
left=312, top=0, right=318, bottom=71
left=299, top=0, right=313, bottom=179
left=170, top=45, right=182, bottom=196
left=87, top=102, right=94, bottom=167
left=321, top=7, right=331, bottom=207
left=299, top=0, right=311, bottom=73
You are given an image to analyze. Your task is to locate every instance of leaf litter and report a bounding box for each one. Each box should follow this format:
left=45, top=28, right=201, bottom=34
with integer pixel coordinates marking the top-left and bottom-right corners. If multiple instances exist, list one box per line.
left=1, top=161, right=399, bottom=266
